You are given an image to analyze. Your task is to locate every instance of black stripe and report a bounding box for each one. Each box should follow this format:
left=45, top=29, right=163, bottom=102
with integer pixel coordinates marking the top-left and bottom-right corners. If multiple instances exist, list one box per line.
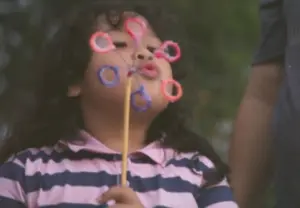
left=15, top=149, right=121, bottom=164
left=0, top=162, right=26, bottom=192
left=26, top=170, right=198, bottom=194
left=8, top=150, right=212, bottom=195
left=41, top=203, right=172, bottom=208
left=64, top=151, right=121, bottom=162
left=15, top=150, right=63, bottom=164
left=131, top=156, right=157, bottom=165
left=14, top=148, right=212, bottom=172
left=0, top=196, right=26, bottom=208
left=153, top=206, right=171, bottom=208
left=15, top=148, right=157, bottom=165
left=41, top=203, right=107, bottom=208
left=128, top=173, right=198, bottom=193
left=26, top=171, right=119, bottom=193
left=196, top=186, right=234, bottom=207
left=167, top=157, right=211, bottom=172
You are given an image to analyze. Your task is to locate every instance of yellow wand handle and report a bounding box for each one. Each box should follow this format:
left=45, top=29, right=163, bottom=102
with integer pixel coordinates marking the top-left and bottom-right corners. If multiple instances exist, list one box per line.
left=121, top=76, right=133, bottom=186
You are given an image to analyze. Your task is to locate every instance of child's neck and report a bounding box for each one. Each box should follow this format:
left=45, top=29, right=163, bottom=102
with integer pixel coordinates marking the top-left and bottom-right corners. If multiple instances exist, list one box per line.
left=82, top=109, right=150, bottom=153
left=85, top=123, right=147, bottom=153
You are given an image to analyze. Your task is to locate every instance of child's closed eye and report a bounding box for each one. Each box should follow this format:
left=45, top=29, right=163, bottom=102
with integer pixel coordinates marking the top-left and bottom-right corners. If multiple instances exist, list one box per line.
left=113, top=41, right=158, bottom=53
left=147, top=46, right=158, bottom=53
left=113, top=41, right=128, bottom=48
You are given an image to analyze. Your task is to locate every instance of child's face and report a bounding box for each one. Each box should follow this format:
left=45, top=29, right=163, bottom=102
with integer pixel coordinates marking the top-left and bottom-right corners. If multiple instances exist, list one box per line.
left=69, top=12, right=172, bottom=115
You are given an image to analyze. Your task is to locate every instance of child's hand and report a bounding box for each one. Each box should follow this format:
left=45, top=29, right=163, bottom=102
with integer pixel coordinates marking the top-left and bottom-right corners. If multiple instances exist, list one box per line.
left=99, top=186, right=144, bottom=208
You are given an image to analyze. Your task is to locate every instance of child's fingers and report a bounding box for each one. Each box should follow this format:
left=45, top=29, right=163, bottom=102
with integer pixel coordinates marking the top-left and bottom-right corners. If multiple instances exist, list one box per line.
left=99, top=186, right=138, bottom=204
left=108, top=204, right=132, bottom=208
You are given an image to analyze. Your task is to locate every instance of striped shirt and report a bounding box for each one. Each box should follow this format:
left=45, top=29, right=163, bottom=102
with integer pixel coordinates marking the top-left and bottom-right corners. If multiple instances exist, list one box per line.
left=0, top=131, right=238, bottom=208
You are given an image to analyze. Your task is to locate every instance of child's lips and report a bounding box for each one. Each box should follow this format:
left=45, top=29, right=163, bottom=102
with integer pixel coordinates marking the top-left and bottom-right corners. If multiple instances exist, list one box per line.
left=139, top=63, right=159, bottom=79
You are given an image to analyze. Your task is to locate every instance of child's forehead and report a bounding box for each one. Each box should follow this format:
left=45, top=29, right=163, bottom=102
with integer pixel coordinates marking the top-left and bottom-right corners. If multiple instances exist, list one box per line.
left=95, top=11, right=156, bottom=36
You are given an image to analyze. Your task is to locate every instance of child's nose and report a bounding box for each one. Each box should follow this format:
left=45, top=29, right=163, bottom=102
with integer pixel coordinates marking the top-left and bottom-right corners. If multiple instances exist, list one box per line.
left=136, top=53, right=153, bottom=61
left=133, top=49, right=154, bottom=61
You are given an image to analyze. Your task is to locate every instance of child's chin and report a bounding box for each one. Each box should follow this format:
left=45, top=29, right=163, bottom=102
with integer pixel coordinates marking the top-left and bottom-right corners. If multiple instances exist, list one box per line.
left=149, top=98, right=169, bottom=111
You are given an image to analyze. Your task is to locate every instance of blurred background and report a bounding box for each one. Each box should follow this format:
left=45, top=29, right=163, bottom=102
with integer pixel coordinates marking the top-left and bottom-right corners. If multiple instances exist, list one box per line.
left=178, top=0, right=258, bottom=160
left=0, top=0, right=272, bottom=206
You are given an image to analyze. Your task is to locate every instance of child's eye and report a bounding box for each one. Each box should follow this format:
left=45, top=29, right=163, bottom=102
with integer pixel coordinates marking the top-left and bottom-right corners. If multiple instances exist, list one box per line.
left=147, top=46, right=157, bottom=53
left=113, top=41, right=128, bottom=48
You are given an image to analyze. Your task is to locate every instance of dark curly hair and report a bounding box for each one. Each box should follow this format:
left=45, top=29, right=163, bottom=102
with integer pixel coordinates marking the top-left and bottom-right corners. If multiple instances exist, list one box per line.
left=0, top=0, right=228, bottom=184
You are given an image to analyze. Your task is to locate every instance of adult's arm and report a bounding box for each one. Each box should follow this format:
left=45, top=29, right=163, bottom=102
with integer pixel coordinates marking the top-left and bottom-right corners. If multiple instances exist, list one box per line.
left=229, top=0, right=285, bottom=207
left=229, top=62, right=283, bottom=208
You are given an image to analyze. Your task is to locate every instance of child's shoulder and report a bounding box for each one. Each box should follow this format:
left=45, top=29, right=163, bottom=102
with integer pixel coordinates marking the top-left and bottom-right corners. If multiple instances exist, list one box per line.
left=167, top=150, right=215, bottom=173
left=7, top=145, right=62, bottom=166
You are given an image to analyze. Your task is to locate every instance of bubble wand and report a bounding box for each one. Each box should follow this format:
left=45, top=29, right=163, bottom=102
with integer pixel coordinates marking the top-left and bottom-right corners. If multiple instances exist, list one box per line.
left=89, top=16, right=183, bottom=187
left=121, top=17, right=146, bottom=186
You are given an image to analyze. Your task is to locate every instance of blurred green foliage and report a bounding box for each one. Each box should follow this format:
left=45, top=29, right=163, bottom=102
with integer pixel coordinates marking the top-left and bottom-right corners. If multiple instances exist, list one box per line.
left=177, top=1, right=275, bottom=206
left=178, top=0, right=259, bottom=136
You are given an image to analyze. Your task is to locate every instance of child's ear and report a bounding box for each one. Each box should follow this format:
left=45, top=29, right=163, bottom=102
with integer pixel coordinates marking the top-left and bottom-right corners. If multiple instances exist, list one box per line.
left=67, top=85, right=82, bottom=97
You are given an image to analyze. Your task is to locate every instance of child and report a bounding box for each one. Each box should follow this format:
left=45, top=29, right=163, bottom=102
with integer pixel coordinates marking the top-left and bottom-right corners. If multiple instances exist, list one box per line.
left=0, top=1, right=238, bottom=207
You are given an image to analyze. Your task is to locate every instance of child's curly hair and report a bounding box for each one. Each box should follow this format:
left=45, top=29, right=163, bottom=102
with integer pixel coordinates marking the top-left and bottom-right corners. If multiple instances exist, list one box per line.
left=0, top=0, right=228, bottom=184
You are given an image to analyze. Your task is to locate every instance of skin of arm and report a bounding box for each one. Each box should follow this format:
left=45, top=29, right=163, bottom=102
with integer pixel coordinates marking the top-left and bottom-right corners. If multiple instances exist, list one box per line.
left=229, top=61, right=283, bottom=208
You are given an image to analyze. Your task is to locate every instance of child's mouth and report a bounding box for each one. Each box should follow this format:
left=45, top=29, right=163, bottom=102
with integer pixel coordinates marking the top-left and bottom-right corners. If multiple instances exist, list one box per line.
left=139, top=63, right=159, bottom=79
